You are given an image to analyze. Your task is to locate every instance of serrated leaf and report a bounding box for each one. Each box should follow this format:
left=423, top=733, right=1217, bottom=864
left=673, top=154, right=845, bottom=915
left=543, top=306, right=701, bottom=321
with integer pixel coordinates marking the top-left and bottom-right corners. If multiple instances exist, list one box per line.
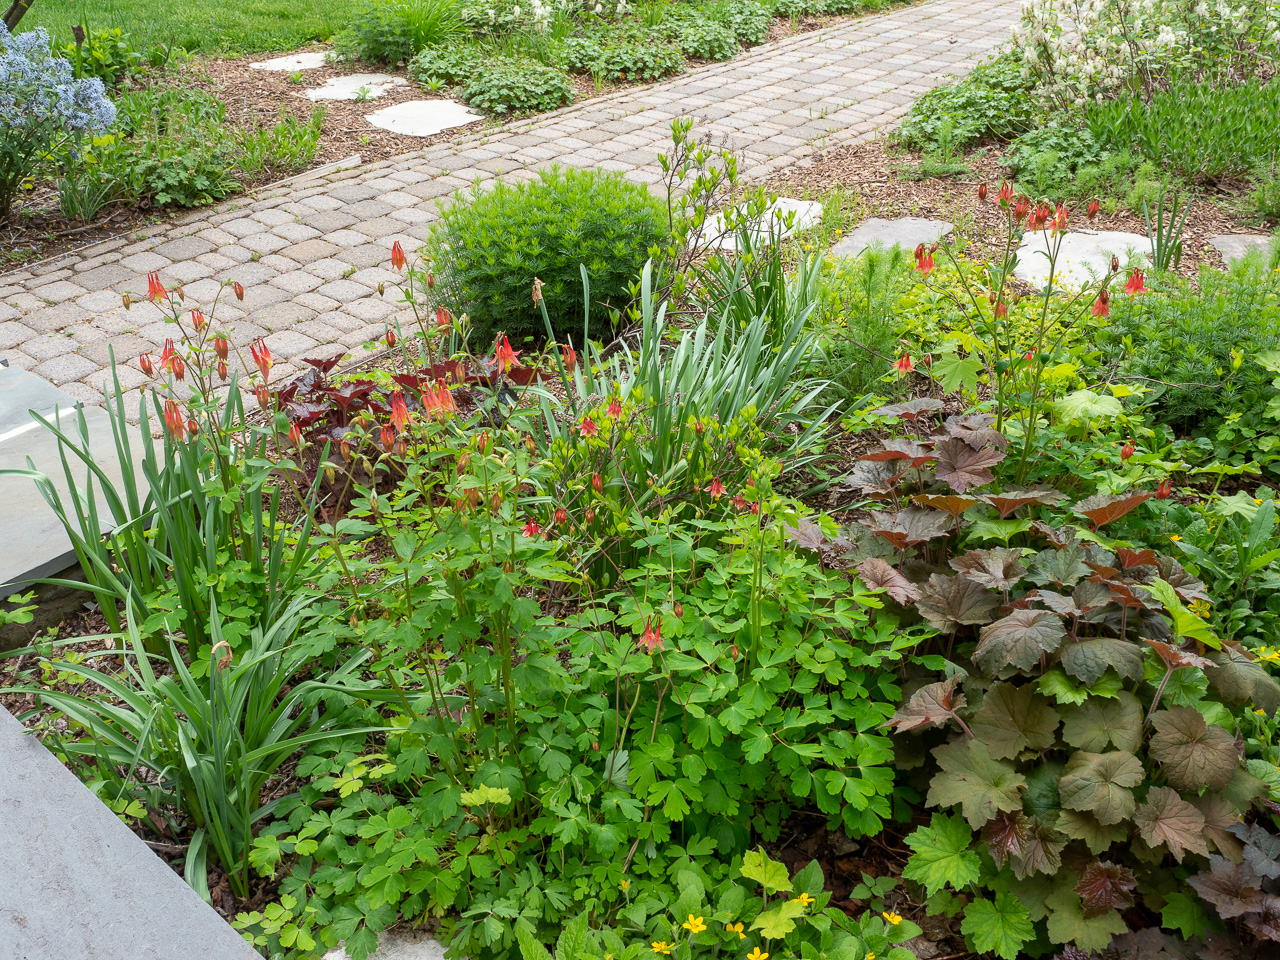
left=981, top=486, right=1066, bottom=518
left=1234, top=822, right=1280, bottom=879
left=1189, top=856, right=1265, bottom=919
left=874, top=397, right=947, bottom=420
left=750, top=899, right=806, bottom=939
left=1208, top=646, right=1280, bottom=715
left=927, top=739, right=1026, bottom=829
left=935, top=437, right=1006, bottom=492
left=983, top=810, right=1030, bottom=868
left=1028, top=544, right=1091, bottom=589
left=1149, top=707, right=1238, bottom=792
left=944, top=412, right=1008, bottom=449
left=973, top=609, right=1066, bottom=674
left=933, top=350, right=984, bottom=393
left=1072, top=491, right=1154, bottom=527
left=1134, top=786, right=1209, bottom=862
left=1060, top=638, right=1144, bottom=685
left=917, top=573, right=999, bottom=633
left=860, top=438, right=936, bottom=468
left=856, top=558, right=922, bottom=605
left=1144, top=638, right=1215, bottom=672
left=1161, top=891, right=1211, bottom=939
left=961, top=893, right=1034, bottom=959
left=886, top=675, right=966, bottom=733
left=1197, top=795, right=1245, bottom=859
left=740, top=848, right=792, bottom=894
left=1055, top=389, right=1123, bottom=424
left=1056, top=807, right=1128, bottom=854
left=916, top=493, right=983, bottom=517
left=1074, top=860, right=1136, bottom=918
left=1013, top=817, right=1068, bottom=878
left=1059, top=750, right=1144, bottom=826
left=842, top=459, right=908, bottom=496
left=950, top=547, right=1026, bottom=590
left=903, top=812, right=981, bottom=895
left=1044, top=886, right=1128, bottom=952
left=861, top=507, right=953, bottom=550
left=971, top=682, right=1061, bottom=759
left=1060, top=692, right=1142, bottom=753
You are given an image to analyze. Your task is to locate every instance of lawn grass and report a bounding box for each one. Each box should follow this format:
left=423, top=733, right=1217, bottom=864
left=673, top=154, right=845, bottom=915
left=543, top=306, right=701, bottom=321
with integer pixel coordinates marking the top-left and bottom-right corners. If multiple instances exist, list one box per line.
left=20, top=0, right=351, bottom=55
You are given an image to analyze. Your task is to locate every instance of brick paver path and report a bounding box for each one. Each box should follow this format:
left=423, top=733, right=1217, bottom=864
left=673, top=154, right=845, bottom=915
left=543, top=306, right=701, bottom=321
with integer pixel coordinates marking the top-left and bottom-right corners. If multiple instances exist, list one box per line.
left=0, top=0, right=1018, bottom=408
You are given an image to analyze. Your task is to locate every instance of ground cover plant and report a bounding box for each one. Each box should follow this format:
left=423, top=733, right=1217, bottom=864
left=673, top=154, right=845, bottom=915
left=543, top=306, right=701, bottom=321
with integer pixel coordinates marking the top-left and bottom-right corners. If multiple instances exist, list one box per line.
left=8, top=120, right=1280, bottom=960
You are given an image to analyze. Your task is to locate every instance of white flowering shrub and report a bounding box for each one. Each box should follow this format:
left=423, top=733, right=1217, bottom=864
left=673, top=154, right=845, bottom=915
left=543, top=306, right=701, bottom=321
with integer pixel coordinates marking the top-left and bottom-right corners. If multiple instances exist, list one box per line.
left=0, top=23, right=116, bottom=217
left=1014, top=0, right=1280, bottom=106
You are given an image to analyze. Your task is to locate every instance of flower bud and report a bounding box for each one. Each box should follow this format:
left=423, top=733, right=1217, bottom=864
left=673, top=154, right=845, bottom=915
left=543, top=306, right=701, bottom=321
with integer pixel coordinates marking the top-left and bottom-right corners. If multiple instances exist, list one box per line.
left=139, top=354, right=153, bottom=376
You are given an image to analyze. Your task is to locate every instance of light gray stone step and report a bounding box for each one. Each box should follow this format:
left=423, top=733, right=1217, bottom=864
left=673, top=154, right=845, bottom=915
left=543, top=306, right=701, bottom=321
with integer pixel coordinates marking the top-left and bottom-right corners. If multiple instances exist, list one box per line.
left=830, top=216, right=953, bottom=259
left=0, top=706, right=261, bottom=959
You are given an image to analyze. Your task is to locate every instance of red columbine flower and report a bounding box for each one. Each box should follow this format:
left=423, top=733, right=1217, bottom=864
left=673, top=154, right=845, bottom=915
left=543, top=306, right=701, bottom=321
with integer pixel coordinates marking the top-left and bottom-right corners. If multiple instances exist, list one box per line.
left=139, top=354, right=153, bottom=376
left=1092, top=289, right=1110, bottom=318
left=146, top=272, right=166, bottom=303
left=250, top=338, right=273, bottom=381
left=523, top=518, right=542, bottom=537
left=639, top=618, right=663, bottom=654
left=163, top=400, right=184, bottom=441
left=1050, top=203, right=1069, bottom=235
left=1121, top=440, right=1135, bottom=461
left=592, top=472, right=603, bottom=493
left=1025, top=351, right=1035, bottom=361
left=562, top=344, right=577, bottom=371
left=213, top=335, right=229, bottom=361
left=391, top=241, right=407, bottom=271
left=994, top=300, right=1007, bottom=319
left=578, top=416, right=599, bottom=438
left=159, top=338, right=176, bottom=374
left=288, top=421, right=304, bottom=448
left=997, top=182, right=1014, bottom=206
left=390, top=391, right=410, bottom=433
left=705, top=477, right=726, bottom=499
left=1013, top=196, right=1030, bottom=221
left=171, top=356, right=185, bottom=381
left=435, top=306, right=451, bottom=329
left=1156, top=479, right=1172, bottom=499
left=427, top=273, right=435, bottom=290
left=255, top=385, right=271, bottom=411
left=732, top=493, right=748, bottom=512
left=233, top=281, right=245, bottom=301
left=606, top=396, right=622, bottom=419
left=1087, top=199, right=1100, bottom=220
left=217, top=360, right=228, bottom=381
left=380, top=425, right=395, bottom=452
left=977, top=183, right=988, bottom=201
left=913, top=243, right=935, bottom=275
left=186, top=416, right=198, bottom=437
left=893, top=353, right=914, bottom=374
left=494, top=334, right=521, bottom=373
left=191, top=308, right=206, bottom=331
left=1124, top=268, right=1146, bottom=295
left=386, top=328, right=396, bottom=348
left=554, top=506, right=568, bottom=526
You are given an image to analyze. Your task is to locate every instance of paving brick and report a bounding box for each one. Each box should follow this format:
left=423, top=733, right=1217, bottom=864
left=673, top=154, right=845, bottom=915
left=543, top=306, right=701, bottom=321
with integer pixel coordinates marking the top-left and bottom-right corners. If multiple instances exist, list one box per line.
left=280, top=238, right=341, bottom=263
left=120, top=252, right=172, bottom=273
left=34, top=353, right=99, bottom=384
left=152, top=236, right=216, bottom=260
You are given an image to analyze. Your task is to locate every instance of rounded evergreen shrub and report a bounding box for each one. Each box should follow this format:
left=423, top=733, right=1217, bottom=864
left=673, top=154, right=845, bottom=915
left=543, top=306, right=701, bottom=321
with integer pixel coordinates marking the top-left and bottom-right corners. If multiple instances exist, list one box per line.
left=430, top=167, right=670, bottom=344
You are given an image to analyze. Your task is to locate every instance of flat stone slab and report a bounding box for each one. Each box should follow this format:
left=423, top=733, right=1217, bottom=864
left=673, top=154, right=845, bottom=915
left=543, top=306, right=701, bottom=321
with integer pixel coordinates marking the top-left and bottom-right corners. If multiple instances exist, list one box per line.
left=0, top=365, right=79, bottom=438
left=698, top=197, right=823, bottom=250
left=326, top=930, right=447, bottom=960
left=1210, top=234, right=1274, bottom=264
left=1014, top=228, right=1150, bottom=290
left=365, top=100, right=483, bottom=137
left=0, top=403, right=147, bottom=591
left=0, top=706, right=261, bottom=959
left=831, top=217, right=953, bottom=258
left=251, top=51, right=329, bottom=71
left=307, top=74, right=408, bottom=101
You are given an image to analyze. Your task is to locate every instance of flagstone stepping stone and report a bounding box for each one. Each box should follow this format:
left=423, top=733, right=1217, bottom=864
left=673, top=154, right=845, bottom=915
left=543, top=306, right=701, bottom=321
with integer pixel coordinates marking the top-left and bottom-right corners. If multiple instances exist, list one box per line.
left=0, top=706, right=261, bottom=959
left=251, top=51, right=329, bottom=71
left=697, top=197, right=823, bottom=251
left=307, top=74, right=408, bottom=101
left=0, top=371, right=147, bottom=593
left=365, top=100, right=484, bottom=137
left=325, top=930, right=448, bottom=960
left=1014, top=228, right=1150, bottom=290
left=830, top=217, right=953, bottom=259
left=1210, top=234, right=1275, bottom=264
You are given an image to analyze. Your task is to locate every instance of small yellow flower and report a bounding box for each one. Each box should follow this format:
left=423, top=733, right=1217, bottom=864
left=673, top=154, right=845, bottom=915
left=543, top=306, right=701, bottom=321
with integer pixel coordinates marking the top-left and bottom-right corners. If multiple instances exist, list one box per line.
left=791, top=892, right=815, bottom=907
left=866, top=954, right=875, bottom=960
left=1170, top=535, right=1182, bottom=541
left=683, top=915, right=707, bottom=934
left=1190, top=599, right=1211, bottom=619
left=747, top=949, right=769, bottom=960
left=726, top=922, right=745, bottom=940
left=882, top=911, right=902, bottom=925
left=1256, top=498, right=1264, bottom=505
left=1259, top=647, right=1280, bottom=664
left=652, top=943, right=673, bottom=956
left=620, top=879, right=630, bottom=891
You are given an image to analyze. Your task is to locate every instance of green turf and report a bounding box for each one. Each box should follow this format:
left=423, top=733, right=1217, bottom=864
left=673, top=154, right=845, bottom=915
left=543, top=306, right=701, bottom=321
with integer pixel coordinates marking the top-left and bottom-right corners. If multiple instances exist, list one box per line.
left=20, top=0, right=351, bottom=55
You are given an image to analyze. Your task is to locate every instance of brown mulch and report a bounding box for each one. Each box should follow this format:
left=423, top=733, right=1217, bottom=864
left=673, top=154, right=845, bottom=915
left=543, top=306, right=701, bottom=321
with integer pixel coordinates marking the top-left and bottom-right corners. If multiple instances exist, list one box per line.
left=767, top=138, right=1258, bottom=276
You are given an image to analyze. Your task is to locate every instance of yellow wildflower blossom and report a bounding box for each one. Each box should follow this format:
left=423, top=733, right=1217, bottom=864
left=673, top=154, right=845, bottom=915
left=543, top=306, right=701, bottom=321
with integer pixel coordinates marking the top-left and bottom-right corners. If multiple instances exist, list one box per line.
left=882, top=911, right=902, bottom=925
left=791, top=892, right=815, bottom=907
left=726, top=923, right=746, bottom=940
left=652, top=943, right=673, bottom=955
left=1170, top=535, right=1182, bottom=541
left=683, top=915, right=707, bottom=934
left=747, top=949, right=769, bottom=960
left=620, top=880, right=630, bottom=891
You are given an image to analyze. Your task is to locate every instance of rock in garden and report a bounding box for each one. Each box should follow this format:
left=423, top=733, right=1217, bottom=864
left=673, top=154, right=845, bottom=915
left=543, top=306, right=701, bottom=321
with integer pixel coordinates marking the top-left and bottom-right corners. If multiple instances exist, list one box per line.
left=697, top=197, right=823, bottom=251
left=250, top=51, right=329, bottom=71
left=1014, top=228, right=1150, bottom=290
left=307, top=74, right=409, bottom=101
left=1209, top=234, right=1275, bottom=264
left=364, top=101, right=484, bottom=137
left=830, top=217, right=953, bottom=259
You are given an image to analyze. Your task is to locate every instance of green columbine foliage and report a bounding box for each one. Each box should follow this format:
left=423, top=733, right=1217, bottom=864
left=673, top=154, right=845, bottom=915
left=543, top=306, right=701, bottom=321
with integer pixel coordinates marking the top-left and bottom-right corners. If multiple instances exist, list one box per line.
left=893, top=53, right=1035, bottom=154
left=430, top=167, right=669, bottom=344
left=837, top=400, right=1280, bottom=957
left=233, top=410, right=917, bottom=959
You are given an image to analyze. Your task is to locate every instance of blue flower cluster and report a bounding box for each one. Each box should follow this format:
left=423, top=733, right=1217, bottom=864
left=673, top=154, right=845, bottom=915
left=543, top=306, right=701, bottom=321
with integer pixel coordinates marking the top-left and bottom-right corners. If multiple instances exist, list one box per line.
left=0, top=23, right=116, bottom=134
